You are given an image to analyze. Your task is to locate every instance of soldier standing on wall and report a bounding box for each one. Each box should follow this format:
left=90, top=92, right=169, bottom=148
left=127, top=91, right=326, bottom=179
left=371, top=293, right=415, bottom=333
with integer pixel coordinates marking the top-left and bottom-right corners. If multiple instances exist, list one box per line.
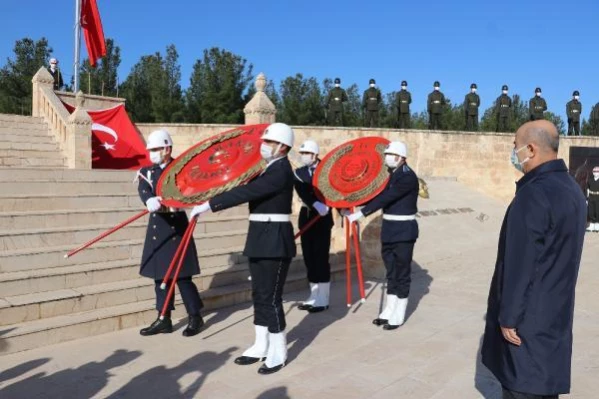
left=464, top=83, right=480, bottom=131
left=326, top=78, right=348, bottom=126
left=529, top=87, right=547, bottom=121
left=566, top=91, right=582, bottom=136
left=427, top=81, right=446, bottom=130
left=362, top=79, right=382, bottom=127
left=395, top=81, right=412, bottom=129
left=496, top=85, right=512, bottom=132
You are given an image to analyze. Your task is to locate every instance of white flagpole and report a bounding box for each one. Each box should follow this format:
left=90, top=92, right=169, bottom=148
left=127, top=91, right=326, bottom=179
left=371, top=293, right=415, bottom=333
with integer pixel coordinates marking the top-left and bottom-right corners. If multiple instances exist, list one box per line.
left=73, top=0, right=82, bottom=92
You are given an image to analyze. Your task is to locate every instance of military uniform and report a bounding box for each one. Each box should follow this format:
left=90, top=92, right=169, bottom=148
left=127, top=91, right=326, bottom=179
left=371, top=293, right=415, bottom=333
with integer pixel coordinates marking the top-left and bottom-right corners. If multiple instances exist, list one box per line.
left=326, top=78, right=349, bottom=126
left=362, top=79, right=382, bottom=127
left=496, top=85, right=512, bottom=132
left=427, top=82, right=446, bottom=130
left=587, top=173, right=599, bottom=231
left=49, top=68, right=63, bottom=91
left=293, top=162, right=334, bottom=292
left=566, top=91, right=582, bottom=136
left=137, top=163, right=203, bottom=319
left=529, top=88, right=547, bottom=121
left=395, top=81, right=412, bottom=129
left=464, top=83, right=480, bottom=131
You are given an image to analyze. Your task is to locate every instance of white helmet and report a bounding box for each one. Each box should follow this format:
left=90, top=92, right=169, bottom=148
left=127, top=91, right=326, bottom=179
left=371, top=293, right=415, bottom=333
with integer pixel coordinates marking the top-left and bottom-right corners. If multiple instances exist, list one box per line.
left=299, top=140, right=319, bottom=155
left=384, top=141, right=408, bottom=158
left=261, top=123, right=294, bottom=148
left=50, top=58, right=58, bottom=65
left=146, top=129, right=173, bottom=150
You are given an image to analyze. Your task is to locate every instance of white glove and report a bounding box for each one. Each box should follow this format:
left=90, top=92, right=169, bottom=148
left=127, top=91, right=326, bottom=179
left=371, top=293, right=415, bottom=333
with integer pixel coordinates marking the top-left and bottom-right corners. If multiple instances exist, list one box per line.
left=339, top=208, right=351, bottom=217
left=347, top=211, right=364, bottom=224
left=313, top=201, right=330, bottom=216
left=189, top=202, right=212, bottom=220
left=146, top=196, right=162, bottom=212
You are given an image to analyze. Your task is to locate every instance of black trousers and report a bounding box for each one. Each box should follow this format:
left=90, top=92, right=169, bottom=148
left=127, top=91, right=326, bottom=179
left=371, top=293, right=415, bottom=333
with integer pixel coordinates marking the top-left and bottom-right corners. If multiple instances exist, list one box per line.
left=466, top=114, right=478, bottom=131
left=299, top=209, right=332, bottom=283
left=429, top=113, right=442, bottom=130
left=398, top=113, right=411, bottom=129
left=589, top=198, right=599, bottom=223
left=381, top=241, right=415, bottom=298
left=249, top=257, right=291, bottom=333
left=364, top=110, right=379, bottom=127
left=497, top=116, right=510, bottom=132
left=502, top=387, right=558, bottom=399
left=568, top=119, right=580, bottom=136
left=154, top=277, right=203, bottom=316
left=328, top=110, right=344, bottom=126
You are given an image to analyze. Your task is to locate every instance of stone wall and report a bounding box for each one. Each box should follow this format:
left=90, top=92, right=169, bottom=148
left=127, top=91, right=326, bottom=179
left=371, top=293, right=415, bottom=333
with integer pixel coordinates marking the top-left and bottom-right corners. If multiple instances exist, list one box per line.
left=136, top=123, right=599, bottom=203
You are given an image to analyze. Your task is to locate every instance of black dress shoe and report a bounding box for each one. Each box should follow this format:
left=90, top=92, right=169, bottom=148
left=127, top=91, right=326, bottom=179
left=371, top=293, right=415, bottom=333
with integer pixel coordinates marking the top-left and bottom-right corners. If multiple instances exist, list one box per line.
left=383, top=324, right=400, bottom=331
left=307, top=305, right=329, bottom=313
left=372, top=318, right=388, bottom=326
left=182, top=315, right=204, bottom=337
left=297, top=303, right=313, bottom=311
left=234, top=356, right=265, bottom=366
left=140, top=317, right=173, bottom=336
left=258, top=363, right=285, bottom=375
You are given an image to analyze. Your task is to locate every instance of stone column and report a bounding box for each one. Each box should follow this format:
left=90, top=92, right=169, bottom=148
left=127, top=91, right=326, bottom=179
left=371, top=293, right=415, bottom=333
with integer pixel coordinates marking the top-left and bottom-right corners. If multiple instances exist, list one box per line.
left=31, top=67, right=54, bottom=117
left=244, top=72, right=276, bottom=124
left=66, top=91, right=92, bottom=169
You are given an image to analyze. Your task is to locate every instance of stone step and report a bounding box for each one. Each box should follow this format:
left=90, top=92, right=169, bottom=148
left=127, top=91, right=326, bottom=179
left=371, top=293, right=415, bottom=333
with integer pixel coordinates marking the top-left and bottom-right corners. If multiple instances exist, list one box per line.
left=0, top=194, right=140, bottom=212
left=0, top=168, right=133, bottom=182
left=0, top=126, right=52, bottom=136
left=0, top=149, right=65, bottom=160
left=0, top=180, right=136, bottom=196
left=0, top=227, right=254, bottom=272
left=0, top=208, right=248, bottom=231
left=0, top=140, right=60, bottom=152
left=0, top=113, right=45, bottom=125
left=0, top=156, right=66, bottom=168
left=0, top=133, right=55, bottom=145
left=0, top=265, right=346, bottom=354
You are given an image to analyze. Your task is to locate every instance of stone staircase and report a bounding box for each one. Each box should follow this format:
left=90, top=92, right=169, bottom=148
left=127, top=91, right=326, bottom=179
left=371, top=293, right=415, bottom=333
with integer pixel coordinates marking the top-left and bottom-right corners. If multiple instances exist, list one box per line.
left=0, top=115, right=343, bottom=355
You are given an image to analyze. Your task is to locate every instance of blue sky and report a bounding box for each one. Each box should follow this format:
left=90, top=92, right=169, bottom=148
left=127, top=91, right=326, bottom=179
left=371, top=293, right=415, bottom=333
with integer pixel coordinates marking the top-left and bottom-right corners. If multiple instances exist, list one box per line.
left=2, top=0, right=598, bottom=121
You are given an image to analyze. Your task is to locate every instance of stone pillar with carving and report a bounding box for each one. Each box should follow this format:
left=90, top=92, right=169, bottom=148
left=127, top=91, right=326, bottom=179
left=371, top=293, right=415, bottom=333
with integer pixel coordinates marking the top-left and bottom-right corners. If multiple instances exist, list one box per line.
left=66, top=91, right=92, bottom=169
left=244, top=73, right=276, bottom=124
left=31, top=67, right=54, bottom=117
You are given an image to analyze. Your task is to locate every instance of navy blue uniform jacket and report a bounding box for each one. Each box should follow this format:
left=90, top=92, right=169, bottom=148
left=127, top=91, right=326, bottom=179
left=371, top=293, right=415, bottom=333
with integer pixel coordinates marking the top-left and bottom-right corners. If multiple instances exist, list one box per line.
left=482, top=159, right=586, bottom=395
left=293, top=164, right=334, bottom=229
left=360, top=164, right=419, bottom=243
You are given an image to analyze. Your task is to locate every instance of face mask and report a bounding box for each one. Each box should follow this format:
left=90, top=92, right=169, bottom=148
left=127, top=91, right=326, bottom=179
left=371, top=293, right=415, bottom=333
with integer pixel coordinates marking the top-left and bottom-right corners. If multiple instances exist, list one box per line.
left=385, top=154, right=400, bottom=169
left=335, top=84, right=340, bottom=88
left=536, top=92, right=541, bottom=97
left=50, top=65, right=56, bottom=72
left=575, top=96, right=580, bottom=100
left=502, top=90, right=508, bottom=95
left=260, top=143, right=281, bottom=161
left=510, top=145, right=530, bottom=173
left=434, top=87, right=439, bottom=91
left=300, top=154, right=315, bottom=166
left=149, top=150, right=163, bottom=165
left=401, top=86, right=407, bottom=90
left=471, top=89, right=477, bottom=93
left=594, top=173, right=599, bottom=180
left=370, top=84, right=375, bottom=88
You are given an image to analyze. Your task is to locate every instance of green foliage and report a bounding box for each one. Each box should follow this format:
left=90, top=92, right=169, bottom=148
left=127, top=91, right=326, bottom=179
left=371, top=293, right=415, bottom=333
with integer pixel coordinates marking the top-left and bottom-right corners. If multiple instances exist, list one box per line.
left=0, top=37, right=52, bottom=115
left=79, top=38, right=121, bottom=97
left=276, top=74, right=324, bottom=125
left=186, top=47, right=253, bottom=124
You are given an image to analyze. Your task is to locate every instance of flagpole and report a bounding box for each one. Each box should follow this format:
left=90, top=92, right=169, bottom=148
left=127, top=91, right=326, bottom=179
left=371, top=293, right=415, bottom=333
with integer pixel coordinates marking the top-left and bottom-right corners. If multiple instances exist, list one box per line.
left=73, top=0, right=82, bottom=93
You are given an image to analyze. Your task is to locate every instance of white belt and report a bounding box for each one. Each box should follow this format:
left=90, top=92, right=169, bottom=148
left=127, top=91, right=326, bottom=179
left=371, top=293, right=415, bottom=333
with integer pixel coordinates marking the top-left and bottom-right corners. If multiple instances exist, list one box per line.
left=249, top=214, right=290, bottom=222
left=383, top=214, right=416, bottom=221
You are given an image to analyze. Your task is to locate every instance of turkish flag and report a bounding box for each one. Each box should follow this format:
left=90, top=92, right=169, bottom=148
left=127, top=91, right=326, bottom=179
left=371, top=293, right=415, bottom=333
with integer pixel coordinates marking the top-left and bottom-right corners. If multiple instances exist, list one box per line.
left=81, top=0, right=106, bottom=67
left=63, top=102, right=152, bottom=169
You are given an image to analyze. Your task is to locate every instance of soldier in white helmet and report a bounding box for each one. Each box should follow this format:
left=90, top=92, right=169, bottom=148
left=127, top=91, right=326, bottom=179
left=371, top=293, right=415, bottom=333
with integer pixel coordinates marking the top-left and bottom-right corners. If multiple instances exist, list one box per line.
left=190, top=123, right=296, bottom=374
left=345, top=141, right=420, bottom=330
left=48, top=58, right=63, bottom=91
left=294, top=140, right=334, bottom=313
left=137, top=130, right=204, bottom=337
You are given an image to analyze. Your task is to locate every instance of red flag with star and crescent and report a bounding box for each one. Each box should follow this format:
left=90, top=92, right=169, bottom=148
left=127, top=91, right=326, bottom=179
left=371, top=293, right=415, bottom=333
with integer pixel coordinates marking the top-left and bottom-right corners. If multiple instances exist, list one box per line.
left=81, top=0, right=107, bottom=67
left=63, top=102, right=152, bottom=169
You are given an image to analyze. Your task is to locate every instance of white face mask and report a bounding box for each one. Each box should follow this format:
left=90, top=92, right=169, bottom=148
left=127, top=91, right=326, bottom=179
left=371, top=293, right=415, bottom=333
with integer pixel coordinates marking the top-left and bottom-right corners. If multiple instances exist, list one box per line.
left=575, top=96, right=580, bottom=100
left=385, top=154, right=400, bottom=169
left=594, top=173, right=599, bottom=180
left=401, top=86, right=407, bottom=90
left=536, top=92, right=541, bottom=97
left=334, top=84, right=340, bottom=88
left=149, top=150, right=163, bottom=165
left=434, top=87, right=439, bottom=91
left=502, top=90, right=508, bottom=95
left=50, top=65, right=56, bottom=72
left=370, top=84, right=375, bottom=88
left=471, top=88, right=477, bottom=93
left=260, top=142, right=281, bottom=161
left=300, top=154, right=315, bottom=166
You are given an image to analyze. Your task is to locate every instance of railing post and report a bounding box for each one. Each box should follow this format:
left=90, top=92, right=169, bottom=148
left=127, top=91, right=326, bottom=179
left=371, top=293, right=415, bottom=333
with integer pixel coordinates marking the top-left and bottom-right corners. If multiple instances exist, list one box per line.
left=66, top=91, right=92, bottom=169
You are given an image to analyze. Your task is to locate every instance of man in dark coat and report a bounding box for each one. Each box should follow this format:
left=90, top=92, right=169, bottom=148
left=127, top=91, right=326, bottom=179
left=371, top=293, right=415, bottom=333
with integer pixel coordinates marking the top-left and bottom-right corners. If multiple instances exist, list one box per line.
left=190, top=123, right=296, bottom=375
left=137, top=129, right=204, bottom=337
left=294, top=140, right=334, bottom=313
left=586, top=166, right=599, bottom=232
left=48, top=58, right=63, bottom=91
left=482, top=120, right=587, bottom=399
left=346, top=141, right=419, bottom=330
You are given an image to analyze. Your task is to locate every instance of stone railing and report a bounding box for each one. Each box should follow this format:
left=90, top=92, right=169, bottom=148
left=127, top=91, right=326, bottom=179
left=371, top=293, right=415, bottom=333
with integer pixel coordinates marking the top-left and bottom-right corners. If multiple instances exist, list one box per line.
left=57, top=91, right=126, bottom=111
left=31, top=67, right=92, bottom=168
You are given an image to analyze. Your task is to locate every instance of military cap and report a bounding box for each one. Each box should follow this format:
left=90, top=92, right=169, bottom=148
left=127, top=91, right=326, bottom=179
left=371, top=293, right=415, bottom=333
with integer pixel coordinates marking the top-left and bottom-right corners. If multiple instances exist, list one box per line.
left=502, top=85, right=508, bottom=91
left=535, top=87, right=542, bottom=93
left=334, top=78, right=341, bottom=84
left=401, top=80, right=408, bottom=86
left=573, top=90, right=580, bottom=96
left=434, top=81, right=440, bottom=87
left=369, top=78, right=375, bottom=84
left=470, top=83, right=477, bottom=89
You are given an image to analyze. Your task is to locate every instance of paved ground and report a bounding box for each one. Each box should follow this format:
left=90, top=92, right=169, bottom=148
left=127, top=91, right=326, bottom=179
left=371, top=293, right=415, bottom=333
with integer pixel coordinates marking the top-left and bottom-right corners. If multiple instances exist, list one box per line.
left=1, top=180, right=598, bottom=399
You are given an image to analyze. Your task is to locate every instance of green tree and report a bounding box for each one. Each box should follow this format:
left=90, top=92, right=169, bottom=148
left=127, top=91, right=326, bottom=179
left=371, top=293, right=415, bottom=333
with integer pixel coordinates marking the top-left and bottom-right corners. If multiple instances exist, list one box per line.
left=119, top=44, right=184, bottom=122
left=79, top=38, right=121, bottom=97
left=185, top=47, right=253, bottom=123
left=276, top=74, right=324, bottom=125
left=0, top=37, right=52, bottom=115
left=545, top=112, right=566, bottom=136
